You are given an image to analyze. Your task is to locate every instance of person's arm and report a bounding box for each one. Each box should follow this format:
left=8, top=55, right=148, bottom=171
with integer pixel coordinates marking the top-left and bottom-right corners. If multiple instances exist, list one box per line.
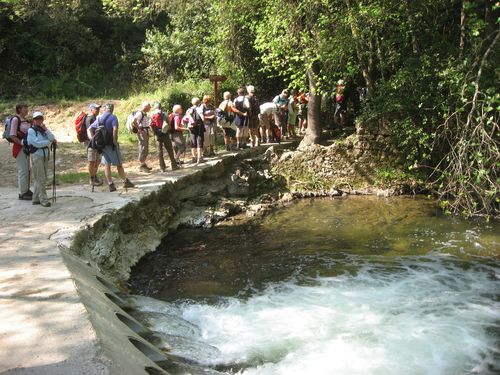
left=27, top=127, right=51, bottom=148
left=112, top=116, right=119, bottom=145
left=87, top=118, right=97, bottom=140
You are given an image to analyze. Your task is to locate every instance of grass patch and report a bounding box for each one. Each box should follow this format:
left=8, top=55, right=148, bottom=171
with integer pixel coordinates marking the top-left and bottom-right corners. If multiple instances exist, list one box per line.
left=55, top=171, right=118, bottom=185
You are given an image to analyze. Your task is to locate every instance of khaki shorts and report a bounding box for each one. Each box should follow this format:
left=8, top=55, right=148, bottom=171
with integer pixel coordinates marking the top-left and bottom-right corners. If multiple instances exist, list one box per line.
left=87, top=147, right=99, bottom=162
left=259, top=113, right=271, bottom=129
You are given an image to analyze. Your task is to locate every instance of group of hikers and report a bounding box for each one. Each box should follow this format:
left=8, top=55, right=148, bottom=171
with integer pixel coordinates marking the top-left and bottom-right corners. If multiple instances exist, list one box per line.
left=4, top=80, right=349, bottom=206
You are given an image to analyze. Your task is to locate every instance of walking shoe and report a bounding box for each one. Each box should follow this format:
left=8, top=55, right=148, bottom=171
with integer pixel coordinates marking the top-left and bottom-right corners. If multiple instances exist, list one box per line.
left=139, top=164, right=151, bottom=173
left=32, top=200, right=40, bottom=205
left=25, top=190, right=33, bottom=196
left=171, top=164, right=180, bottom=171
left=109, top=182, right=117, bottom=192
left=19, top=192, right=32, bottom=201
left=123, top=179, right=135, bottom=189
left=40, top=201, right=51, bottom=207
left=90, top=176, right=104, bottom=187
left=93, top=176, right=103, bottom=186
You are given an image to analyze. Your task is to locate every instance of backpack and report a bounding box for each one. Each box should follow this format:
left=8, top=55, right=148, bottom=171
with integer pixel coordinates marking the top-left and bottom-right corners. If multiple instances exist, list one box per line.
left=126, top=111, right=144, bottom=133
left=74, top=112, right=88, bottom=142
left=91, top=114, right=111, bottom=151
left=167, top=113, right=177, bottom=134
left=248, top=96, right=260, bottom=117
left=2, top=115, right=21, bottom=143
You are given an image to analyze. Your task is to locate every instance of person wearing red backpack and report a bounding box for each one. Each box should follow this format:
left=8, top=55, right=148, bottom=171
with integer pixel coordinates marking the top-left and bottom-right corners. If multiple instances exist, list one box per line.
left=170, top=105, right=188, bottom=164
left=86, top=103, right=103, bottom=187
left=9, top=103, right=33, bottom=200
left=150, top=102, right=179, bottom=172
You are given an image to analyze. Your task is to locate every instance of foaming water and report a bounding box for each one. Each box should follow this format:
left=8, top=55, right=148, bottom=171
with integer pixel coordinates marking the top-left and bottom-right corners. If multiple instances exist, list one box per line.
left=178, top=256, right=499, bottom=374
left=130, top=197, right=500, bottom=374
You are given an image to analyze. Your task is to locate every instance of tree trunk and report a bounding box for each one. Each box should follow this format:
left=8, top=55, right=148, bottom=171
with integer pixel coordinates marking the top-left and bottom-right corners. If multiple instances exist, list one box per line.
left=299, top=66, right=322, bottom=148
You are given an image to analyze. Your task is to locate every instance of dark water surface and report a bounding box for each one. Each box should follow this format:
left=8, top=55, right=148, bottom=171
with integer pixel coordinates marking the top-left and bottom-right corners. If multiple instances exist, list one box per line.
left=130, top=196, right=500, bottom=374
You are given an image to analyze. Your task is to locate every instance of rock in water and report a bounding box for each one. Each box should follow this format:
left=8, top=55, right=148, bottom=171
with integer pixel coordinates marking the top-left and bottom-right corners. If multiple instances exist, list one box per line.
left=151, top=332, right=221, bottom=365
left=131, top=310, right=202, bottom=338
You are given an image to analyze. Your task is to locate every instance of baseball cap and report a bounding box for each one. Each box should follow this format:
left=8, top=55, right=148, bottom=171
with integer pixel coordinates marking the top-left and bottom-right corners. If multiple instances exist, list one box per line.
left=88, top=103, right=101, bottom=111
left=32, top=111, right=44, bottom=119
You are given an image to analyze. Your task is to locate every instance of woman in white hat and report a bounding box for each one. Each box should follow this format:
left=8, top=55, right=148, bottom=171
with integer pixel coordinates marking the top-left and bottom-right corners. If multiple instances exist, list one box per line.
left=26, top=112, right=57, bottom=207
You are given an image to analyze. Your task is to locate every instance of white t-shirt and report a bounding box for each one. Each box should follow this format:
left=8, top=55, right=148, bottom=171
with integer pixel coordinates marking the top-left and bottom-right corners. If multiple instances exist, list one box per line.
left=233, top=96, right=250, bottom=111
left=260, top=102, right=277, bottom=116
left=134, top=110, right=150, bottom=128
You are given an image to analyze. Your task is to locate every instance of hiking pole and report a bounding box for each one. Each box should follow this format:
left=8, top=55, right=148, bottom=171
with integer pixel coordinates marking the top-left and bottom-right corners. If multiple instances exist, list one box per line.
left=51, top=142, right=57, bottom=203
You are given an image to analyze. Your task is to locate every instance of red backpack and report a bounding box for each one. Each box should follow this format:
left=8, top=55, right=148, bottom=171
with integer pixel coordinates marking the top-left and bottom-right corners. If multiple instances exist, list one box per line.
left=75, top=112, right=88, bottom=142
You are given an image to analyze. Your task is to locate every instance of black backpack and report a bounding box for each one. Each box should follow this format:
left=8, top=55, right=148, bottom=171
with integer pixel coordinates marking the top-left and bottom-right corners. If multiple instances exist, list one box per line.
left=248, top=96, right=260, bottom=117
left=91, top=114, right=111, bottom=151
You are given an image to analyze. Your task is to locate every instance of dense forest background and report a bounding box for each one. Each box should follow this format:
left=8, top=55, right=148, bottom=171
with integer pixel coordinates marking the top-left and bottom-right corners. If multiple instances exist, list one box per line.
left=0, top=0, right=498, bottom=217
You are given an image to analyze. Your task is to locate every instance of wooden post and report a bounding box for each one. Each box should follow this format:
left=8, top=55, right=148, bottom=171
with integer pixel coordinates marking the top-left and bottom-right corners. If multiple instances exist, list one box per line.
left=209, top=75, right=227, bottom=107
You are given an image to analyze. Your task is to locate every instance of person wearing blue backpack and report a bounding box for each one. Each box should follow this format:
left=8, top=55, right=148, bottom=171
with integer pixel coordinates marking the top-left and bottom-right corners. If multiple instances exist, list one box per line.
left=27, top=112, right=56, bottom=207
left=88, top=103, right=134, bottom=192
left=8, top=104, right=33, bottom=200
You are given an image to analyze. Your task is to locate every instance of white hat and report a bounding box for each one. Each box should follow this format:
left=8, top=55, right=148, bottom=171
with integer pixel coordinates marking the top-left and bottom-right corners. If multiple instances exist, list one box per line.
left=141, top=101, right=151, bottom=109
left=32, top=111, right=44, bottom=119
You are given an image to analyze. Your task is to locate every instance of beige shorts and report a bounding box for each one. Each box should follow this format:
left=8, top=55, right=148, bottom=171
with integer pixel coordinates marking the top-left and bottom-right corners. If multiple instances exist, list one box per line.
left=87, top=147, right=99, bottom=162
left=259, top=113, right=271, bottom=129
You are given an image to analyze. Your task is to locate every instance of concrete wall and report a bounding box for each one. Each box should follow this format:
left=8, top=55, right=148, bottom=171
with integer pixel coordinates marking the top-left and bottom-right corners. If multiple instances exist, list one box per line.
left=64, top=148, right=273, bottom=374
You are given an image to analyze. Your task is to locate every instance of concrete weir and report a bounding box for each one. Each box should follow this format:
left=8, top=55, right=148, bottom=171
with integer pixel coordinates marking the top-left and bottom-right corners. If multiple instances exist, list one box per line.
left=0, top=147, right=273, bottom=375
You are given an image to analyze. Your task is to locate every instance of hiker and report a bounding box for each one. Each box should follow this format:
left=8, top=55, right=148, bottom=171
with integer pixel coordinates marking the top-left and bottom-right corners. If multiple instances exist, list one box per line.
left=184, top=97, right=205, bottom=165
left=201, top=95, right=217, bottom=157
left=287, top=89, right=299, bottom=138
left=86, top=103, right=103, bottom=187
left=9, top=104, right=33, bottom=200
left=298, top=92, right=309, bottom=134
left=26, top=112, right=56, bottom=207
left=150, top=102, right=179, bottom=172
left=334, top=79, right=348, bottom=126
left=246, top=85, right=261, bottom=147
left=218, top=91, right=236, bottom=151
left=233, top=88, right=250, bottom=149
left=259, top=102, right=278, bottom=144
left=273, top=89, right=289, bottom=139
left=133, top=101, right=152, bottom=172
left=88, top=103, right=134, bottom=192
left=169, top=105, right=188, bottom=164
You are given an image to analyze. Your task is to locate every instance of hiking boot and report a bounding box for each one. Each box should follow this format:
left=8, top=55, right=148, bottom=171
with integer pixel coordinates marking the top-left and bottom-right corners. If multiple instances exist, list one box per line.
left=19, top=192, right=32, bottom=201
left=123, top=179, right=135, bottom=189
left=40, top=201, right=51, bottom=207
left=93, top=176, right=103, bottom=186
left=139, top=164, right=151, bottom=173
left=25, top=190, right=33, bottom=196
left=171, top=164, right=180, bottom=171
left=109, top=182, right=117, bottom=192
left=32, top=200, right=40, bottom=205
left=90, top=176, right=103, bottom=187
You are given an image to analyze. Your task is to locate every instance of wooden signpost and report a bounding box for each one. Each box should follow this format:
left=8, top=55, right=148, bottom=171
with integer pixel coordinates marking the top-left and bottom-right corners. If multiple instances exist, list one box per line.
left=209, top=75, right=227, bottom=107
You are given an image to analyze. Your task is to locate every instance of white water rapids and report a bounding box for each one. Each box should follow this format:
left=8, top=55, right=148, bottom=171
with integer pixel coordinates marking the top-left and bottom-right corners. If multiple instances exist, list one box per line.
left=177, top=255, right=499, bottom=375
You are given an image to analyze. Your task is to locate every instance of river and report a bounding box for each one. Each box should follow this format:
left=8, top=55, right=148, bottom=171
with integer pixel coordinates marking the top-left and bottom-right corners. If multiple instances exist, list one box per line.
left=130, top=196, right=499, bottom=375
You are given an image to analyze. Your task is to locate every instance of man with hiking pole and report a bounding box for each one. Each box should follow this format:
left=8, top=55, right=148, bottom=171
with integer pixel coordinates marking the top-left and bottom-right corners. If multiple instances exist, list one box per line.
left=26, top=111, right=57, bottom=207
